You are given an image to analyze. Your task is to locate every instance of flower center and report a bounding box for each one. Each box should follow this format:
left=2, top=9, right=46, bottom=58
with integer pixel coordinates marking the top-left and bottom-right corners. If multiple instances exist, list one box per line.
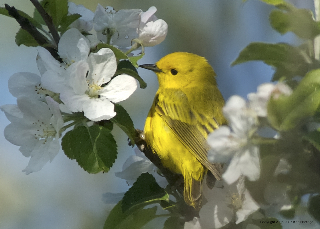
left=227, top=192, right=245, bottom=212
left=32, top=121, right=57, bottom=142
left=35, top=84, right=56, bottom=98
left=86, top=83, right=101, bottom=98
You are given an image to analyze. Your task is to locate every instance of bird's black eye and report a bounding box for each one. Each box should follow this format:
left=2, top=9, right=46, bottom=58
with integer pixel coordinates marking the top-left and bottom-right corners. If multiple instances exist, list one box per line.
left=171, top=69, right=178, bottom=75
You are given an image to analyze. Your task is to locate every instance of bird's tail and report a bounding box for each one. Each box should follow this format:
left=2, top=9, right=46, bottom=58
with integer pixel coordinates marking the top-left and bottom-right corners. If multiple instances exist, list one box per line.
left=183, top=169, right=203, bottom=209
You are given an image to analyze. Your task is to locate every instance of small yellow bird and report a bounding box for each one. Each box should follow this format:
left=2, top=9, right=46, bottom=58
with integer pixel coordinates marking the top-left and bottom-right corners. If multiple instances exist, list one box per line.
left=140, top=52, right=226, bottom=209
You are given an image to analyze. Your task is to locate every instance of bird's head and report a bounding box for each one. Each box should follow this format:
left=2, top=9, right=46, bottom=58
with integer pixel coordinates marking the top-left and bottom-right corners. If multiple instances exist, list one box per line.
left=140, top=52, right=217, bottom=89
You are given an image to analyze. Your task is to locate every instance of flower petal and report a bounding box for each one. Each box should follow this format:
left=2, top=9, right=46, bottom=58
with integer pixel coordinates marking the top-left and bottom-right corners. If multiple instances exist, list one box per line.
left=223, top=146, right=260, bottom=184
left=115, top=159, right=153, bottom=185
left=141, top=6, right=157, bottom=24
left=235, top=189, right=259, bottom=224
left=46, top=96, right=64, bottom=132
left=37, top=47, right=62, bottom=75
left=184, top=217, right=201, bottom=229
left=41, top=70, right=67, bottom=94
left=8, top=72, right=43, bottom=100
left=207, top=126, right=238, bottom=163
left=66, top=60, right=89, bottom=95
left=87, top=48, right=116, bottom=85
left=82, top=97, right=116, bottom=121
left=58, top=28, right=90, bottom=63
left=100, top=74, right=137, bottom=103
left=17, top=97, right=52, bottom=124
left=22, top=138, right=60, bottom=174
left=1, top=104, right=23, bottom=123
left=68, top=2, right=94, bottom=32
left=4, top=123, right=37, bottom=156
left=137, top=19, right=168, bottom=47
left=200, top=184, right=234, bottom=228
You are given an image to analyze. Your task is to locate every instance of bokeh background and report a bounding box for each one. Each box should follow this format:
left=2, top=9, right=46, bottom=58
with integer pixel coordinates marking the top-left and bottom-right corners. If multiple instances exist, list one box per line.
left=0, top=0, right=315, bottom=228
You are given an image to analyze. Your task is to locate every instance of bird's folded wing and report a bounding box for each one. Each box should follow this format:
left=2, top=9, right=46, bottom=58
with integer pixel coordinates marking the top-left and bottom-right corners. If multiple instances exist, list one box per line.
left=155, top=89, right=221, bottom=180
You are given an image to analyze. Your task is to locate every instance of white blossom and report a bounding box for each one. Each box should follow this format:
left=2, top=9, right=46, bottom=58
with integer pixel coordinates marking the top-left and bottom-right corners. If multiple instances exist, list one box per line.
left=59, top=47, right=137, bottom=121
left=133, top=6, right=168, bottom=47
left=199, top=177, right=259, bottom=228
left=115, top=148, right=168, bottom=188
left=68, top=2, right=94, bottom=32
left=1, top=97, right=63, bottom=174
left=37, top=28, right=90, bottom=94
left=93, top=4, right=142, bottom=47
left=38, top=28, right=138, bottom=121
left=248, top=83, right=292, bottom=117
left=207, top=96, right=260, bottom=184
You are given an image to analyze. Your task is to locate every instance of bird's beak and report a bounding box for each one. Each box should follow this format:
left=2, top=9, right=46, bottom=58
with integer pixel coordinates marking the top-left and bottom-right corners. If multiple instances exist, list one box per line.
left=139, top=64, right=162, bottom=73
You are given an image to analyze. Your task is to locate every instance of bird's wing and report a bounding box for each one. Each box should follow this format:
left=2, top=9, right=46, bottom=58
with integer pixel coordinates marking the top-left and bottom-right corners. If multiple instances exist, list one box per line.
left=155, top=89, right=222, bottom=180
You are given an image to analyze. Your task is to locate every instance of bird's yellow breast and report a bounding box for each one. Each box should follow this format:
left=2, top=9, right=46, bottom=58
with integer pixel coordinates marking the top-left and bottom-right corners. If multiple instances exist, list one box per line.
left=144, top=100, right=205, bottom=180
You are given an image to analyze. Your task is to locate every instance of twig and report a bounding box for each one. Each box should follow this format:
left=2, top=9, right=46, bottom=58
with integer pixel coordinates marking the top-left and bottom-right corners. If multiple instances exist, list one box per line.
left=29, top=0, right=60, bottom=46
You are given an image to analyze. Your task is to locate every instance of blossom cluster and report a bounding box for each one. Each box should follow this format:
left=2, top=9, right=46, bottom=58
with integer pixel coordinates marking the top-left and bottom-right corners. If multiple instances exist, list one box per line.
left=1, top=3, right=168, bottom=174
left=193, top=83, right=293, bottom=228
left=207, top=83, right=292, bottom=185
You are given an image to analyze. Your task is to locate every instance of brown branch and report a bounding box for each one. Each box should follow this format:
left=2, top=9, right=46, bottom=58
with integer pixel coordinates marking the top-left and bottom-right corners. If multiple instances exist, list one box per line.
left=29, top=0, right=60, bottom=46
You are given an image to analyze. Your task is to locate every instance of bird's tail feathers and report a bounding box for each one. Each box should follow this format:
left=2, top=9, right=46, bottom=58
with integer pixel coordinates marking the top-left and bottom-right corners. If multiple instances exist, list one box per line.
left=183, top=170, right=202, bottom=209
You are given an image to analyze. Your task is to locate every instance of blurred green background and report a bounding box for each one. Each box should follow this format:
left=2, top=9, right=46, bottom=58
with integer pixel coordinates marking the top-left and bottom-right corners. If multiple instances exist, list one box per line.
left=0, top=0, right=314, bottom=228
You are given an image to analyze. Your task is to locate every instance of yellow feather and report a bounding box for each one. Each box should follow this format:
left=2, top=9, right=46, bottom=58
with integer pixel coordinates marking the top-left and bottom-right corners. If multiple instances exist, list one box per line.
left=141, top=52, right=226, bottom=209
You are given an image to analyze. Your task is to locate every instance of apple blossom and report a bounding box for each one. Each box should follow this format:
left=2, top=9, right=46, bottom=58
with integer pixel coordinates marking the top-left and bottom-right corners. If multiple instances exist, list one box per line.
left=199, top=176, right=259, bottom=228
left=115, top=147, right=168, bottom=188
left=1, top=97, right=63, bottom=174
left=93, top=4, right=142, bottom=47
left=207, top=96, right=260, bottom=184
left=133, top=6, right=168, bottom=47
left=68, top=2, right=94, bottom=32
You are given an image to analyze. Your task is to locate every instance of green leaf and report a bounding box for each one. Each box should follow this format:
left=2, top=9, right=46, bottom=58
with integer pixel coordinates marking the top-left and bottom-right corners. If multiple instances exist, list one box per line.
left=116, top=60, right=147, bottom=89
left=33, top=5, right=45, bottom=25
left=58, top=14, right=81, bottom=33
left=129, top=53, right=145, bottom=68
left=268, top=69, right=320, bottom=131
left=122, top=173, right=169, bottom=212
left=270, top=9, right=320, bottom=39
left=303, top=130, right=320, bottom=151
left=118, top=59, right=137, bottom=72
left=15, top=28, right=39, bottom=47
left=104, top=201, right=158, bottom=229
left=163, top=217, right=184, bottom=229
left=279, top=208, right=295, bottom=219
left=110, top=104, right=136, bottom=145
left=1, top=6, right=43, bottom=29
left=232, top=42, right=310, bottom=81
left=61, top=125, right=117, bottom=173
left=309, top=195, right=320, bottom=223
left=40, top=0, right=68, bottom=27
left=94, top=43, right=128, bottom=60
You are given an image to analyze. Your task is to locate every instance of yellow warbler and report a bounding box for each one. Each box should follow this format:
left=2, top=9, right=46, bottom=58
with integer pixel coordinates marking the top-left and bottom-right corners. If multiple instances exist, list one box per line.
left=140, top=52, right=226, bottom=209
